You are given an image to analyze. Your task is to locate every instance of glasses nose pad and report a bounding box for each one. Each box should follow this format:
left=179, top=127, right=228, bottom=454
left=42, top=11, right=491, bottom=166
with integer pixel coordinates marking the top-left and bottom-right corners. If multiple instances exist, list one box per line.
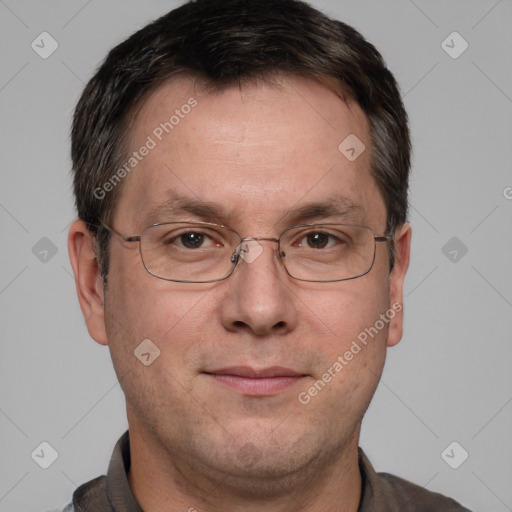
left=235, top=239, right=264, bottom=264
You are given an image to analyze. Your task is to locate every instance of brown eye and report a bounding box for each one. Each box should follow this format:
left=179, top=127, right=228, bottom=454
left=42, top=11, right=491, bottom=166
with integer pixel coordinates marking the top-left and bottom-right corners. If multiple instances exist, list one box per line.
left=180, top=232, right=205, bottom=249
left=294, top=232, right=339, bottom=249
left=305, top=233, right=329, bottom=249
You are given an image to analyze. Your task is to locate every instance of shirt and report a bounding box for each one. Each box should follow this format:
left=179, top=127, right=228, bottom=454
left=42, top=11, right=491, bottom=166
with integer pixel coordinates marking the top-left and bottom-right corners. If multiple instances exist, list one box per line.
left=51, top=430, right=472, bottom=511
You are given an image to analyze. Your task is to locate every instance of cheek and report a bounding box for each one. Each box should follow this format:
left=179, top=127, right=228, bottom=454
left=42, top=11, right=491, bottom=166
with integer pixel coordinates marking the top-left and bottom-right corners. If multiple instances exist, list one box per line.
left=103, top=278, right=218, bottom=429
left=296, top=320, right=388, bottom=443
left=295, top=278, right=390, bottom=408
left=302, top=275, right=390, bottom=348
left=104, top=264, right=218, bottom=376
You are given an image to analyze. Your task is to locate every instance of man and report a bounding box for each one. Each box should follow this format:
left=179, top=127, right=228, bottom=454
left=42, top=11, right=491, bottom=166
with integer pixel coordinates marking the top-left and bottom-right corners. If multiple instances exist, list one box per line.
left=63, top=0, right=472, bottom=510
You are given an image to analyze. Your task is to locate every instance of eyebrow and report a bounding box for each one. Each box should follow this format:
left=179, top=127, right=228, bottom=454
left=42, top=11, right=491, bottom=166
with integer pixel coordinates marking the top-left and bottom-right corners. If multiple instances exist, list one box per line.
left=279, top=197, right=365, bottom=225
left=140, top=192, right=365, bottom=228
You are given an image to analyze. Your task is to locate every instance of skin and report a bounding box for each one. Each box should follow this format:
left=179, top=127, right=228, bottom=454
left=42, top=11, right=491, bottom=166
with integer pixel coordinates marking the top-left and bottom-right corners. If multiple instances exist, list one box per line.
left=69, top=75, right=411, bottom=512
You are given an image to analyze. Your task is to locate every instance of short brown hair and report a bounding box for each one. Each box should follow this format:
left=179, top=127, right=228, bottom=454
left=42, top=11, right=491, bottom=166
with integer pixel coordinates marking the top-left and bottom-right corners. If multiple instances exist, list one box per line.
left=71, top=0, right=410, bottom=282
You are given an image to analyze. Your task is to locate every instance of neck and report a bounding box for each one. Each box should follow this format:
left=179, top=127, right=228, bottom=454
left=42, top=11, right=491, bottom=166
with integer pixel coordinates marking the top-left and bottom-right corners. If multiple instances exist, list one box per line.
left=127, top=422, right=362, bottom=512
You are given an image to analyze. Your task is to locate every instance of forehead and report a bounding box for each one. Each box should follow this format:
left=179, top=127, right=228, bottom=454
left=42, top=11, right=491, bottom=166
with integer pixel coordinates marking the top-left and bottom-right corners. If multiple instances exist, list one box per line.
left=115, top=75, right=386, bottom=231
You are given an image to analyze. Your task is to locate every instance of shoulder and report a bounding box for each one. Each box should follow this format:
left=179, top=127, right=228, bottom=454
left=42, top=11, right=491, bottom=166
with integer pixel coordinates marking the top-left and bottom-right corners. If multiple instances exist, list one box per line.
left=359, top=448, right=472, bottom=511
left=375, top=471, right=473, bottom=511
left=71, top=474, right=110, bottom=510
left=47, top=475, right=108, bottom=511
left=45, top=503, right=75, bottom=512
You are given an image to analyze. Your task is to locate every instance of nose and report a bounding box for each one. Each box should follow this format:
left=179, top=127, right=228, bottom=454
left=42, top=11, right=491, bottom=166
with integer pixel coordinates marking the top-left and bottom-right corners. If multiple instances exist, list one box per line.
left=219, top=239, right=298, bottom=337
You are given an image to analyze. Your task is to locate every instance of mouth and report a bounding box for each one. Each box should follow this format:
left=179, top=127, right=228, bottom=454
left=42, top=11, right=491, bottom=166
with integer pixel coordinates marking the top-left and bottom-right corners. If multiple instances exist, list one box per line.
left=203, top=366, right=308, bottom=396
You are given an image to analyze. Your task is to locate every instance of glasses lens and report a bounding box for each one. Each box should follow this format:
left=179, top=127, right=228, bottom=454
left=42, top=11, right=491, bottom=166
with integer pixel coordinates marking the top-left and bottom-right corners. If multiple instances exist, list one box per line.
left=140, top=223, right=239, bottom=282
left=280, top=224, right=376, bottom=282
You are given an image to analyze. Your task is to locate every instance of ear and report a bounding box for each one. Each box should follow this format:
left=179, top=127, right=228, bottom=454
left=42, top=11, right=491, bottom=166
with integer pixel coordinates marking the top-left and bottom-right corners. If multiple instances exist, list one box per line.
left=68, top=220, right=108, bottom=346
left=387, top=223, right=412, bottom=347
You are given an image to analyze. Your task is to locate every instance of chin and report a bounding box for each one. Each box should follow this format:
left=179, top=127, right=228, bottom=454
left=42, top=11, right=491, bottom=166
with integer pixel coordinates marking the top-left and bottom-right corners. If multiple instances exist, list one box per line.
left=190, top=428, right=339, bottom=498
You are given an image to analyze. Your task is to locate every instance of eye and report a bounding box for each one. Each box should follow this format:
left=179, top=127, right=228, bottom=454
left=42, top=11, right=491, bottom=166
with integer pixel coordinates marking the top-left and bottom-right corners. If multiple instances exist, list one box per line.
left=179, top=232, right=208, bottom=249
left=165, top=231, right=217, bottom=249
left=295, top=231, right=339, bottom=249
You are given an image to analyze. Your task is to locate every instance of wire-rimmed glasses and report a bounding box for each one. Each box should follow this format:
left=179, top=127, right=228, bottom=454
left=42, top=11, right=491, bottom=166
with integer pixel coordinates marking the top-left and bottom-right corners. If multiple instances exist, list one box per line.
left=102, top=221, right=392, bottom=283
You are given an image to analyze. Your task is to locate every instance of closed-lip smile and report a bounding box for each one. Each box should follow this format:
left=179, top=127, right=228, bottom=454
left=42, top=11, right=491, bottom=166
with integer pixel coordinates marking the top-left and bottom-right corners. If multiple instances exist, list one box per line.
left=204, top=366, right=307, bottom=395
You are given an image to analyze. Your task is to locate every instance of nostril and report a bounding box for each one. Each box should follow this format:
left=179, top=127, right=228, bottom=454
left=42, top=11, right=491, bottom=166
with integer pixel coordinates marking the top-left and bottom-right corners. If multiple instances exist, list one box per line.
left=231, top=320, right=288, bottom=333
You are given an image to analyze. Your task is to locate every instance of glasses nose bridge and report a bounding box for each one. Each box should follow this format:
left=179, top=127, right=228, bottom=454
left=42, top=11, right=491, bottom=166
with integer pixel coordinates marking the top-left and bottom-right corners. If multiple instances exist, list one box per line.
left=241, top=236, right=280, bottom=244
left=233, top=236, right=284, bottom=266
left=239, top=236, right=282, bottom=254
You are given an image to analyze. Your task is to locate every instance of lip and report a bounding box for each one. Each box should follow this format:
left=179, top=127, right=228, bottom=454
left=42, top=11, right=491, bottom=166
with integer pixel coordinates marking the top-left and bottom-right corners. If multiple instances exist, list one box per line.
left=204, top=366, right=307, bottom=396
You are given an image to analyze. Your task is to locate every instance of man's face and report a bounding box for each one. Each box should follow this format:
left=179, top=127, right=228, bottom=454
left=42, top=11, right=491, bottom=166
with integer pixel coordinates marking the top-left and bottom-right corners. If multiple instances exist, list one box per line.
left=82, top=76, right=409, bottom=489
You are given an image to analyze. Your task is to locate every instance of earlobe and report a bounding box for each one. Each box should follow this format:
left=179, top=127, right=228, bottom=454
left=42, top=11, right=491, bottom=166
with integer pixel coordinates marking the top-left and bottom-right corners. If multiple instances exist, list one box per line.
left=68, top=220, right=109, bottom=346
left=387, top=223, right=412, bottom=348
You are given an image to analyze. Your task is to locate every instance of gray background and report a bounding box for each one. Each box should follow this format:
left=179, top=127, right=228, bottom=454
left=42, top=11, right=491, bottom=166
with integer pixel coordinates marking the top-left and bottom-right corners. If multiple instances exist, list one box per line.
left=0, top=1, right=511, bottom=510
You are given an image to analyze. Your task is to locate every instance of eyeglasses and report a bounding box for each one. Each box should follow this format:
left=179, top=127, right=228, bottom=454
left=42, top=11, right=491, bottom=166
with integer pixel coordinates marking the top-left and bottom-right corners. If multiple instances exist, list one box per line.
left=101, top=221, right=392, bottom=283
